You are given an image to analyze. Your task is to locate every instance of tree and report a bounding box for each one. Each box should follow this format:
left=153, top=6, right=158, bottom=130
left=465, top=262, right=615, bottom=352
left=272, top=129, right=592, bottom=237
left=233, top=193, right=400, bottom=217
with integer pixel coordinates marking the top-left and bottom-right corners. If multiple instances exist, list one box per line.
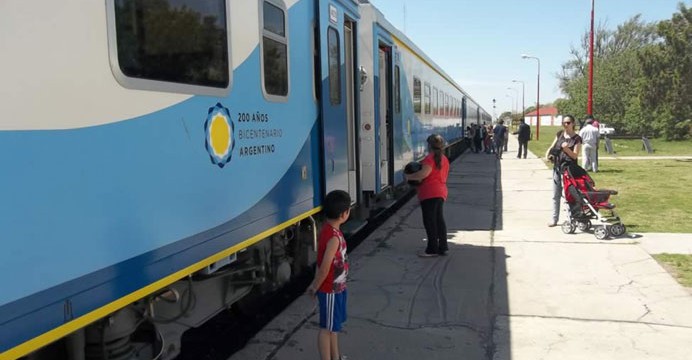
left=640, top=3, right=692, bottom=140
left=558, top=15, right=657, bottom=134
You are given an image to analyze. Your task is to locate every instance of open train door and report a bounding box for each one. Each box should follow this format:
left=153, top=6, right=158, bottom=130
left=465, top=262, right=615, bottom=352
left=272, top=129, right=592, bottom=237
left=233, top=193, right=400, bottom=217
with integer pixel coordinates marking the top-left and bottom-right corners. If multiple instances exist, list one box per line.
left=317, top=0, right=360, bottom=202
left=376, top=42, right=394, bottom=191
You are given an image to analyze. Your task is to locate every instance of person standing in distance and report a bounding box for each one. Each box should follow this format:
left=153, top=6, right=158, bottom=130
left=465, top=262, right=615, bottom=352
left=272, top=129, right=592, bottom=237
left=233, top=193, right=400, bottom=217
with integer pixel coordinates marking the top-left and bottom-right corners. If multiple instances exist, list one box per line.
left=517, top=118, right=531, bottom=159
left=493, top=119, right=507, bottom=159
left=503, top=121, right=509, bottom=152
left=545, top=115, right=582, bottom=227
left=405, top=134, right=450, bottom=257
left=579, top=117, right=600, bottom=172
left=307, top=190, right=351, bottom=360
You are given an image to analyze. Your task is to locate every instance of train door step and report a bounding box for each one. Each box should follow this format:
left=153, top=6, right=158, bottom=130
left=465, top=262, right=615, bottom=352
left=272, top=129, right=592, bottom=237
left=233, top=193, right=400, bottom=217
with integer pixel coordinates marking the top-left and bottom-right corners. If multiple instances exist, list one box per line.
left=341, top=218, right=368, bottom=238
left=368, top=198, right=398, bottom=218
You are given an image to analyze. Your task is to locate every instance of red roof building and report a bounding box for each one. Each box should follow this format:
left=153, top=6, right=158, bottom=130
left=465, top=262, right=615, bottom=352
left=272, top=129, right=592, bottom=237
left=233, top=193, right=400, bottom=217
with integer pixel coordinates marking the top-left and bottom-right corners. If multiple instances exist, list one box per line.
left=524, top=106, right=562, bottom=126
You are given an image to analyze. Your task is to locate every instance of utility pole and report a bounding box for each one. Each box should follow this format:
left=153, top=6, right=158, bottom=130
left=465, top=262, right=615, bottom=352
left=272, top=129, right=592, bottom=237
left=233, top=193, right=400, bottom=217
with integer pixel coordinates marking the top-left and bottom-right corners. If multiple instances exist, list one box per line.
left=587, top=0, right=595, bottom=116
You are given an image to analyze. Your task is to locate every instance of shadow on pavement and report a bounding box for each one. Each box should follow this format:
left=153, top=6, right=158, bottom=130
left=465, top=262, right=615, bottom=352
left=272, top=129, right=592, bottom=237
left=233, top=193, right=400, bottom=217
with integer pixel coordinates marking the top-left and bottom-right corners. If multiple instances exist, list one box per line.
left=335, top=152, right=510, bottom=359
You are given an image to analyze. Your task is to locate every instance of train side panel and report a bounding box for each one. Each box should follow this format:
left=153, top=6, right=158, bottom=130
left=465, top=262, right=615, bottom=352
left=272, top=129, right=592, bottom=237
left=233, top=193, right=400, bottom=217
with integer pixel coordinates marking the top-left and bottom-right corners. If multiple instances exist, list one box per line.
left=0, top=0, right=321, bottom=357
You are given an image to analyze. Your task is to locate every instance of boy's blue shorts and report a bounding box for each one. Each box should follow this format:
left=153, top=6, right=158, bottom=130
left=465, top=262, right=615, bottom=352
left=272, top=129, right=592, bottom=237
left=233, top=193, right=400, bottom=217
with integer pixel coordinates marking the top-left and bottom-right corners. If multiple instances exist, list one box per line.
left=317, top=290, right=347, bottom=332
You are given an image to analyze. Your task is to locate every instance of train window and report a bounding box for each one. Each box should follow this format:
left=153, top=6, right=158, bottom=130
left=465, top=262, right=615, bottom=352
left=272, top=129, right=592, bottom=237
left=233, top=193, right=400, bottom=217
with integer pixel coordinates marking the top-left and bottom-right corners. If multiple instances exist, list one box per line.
left=327, top=27, right=341, bottom=105
left=110, top=0, right=230, bottom=95
left=262, top=1, right=289, bottom=98
left=424, top=83, right=431, bottom=114
left=432, top=87, right=438, bottom=115
left=438, top=91, right=444, bottom=116
left=413, top=77, right=421, bottom=114
left=446, top=94, right=450, bottom=116
left=394, top=66, right=401, bottom=114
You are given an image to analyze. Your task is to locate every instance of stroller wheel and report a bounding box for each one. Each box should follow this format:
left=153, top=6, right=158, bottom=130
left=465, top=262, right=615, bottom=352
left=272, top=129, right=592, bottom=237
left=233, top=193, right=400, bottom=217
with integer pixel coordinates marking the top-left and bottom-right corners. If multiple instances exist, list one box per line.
left=576, top=220, right=591, bottom=232
left=610, top=224, right=626, bottom=237
left=561, top=221, right=576, bottom=234
left=594, top=226, right=610, bottom=240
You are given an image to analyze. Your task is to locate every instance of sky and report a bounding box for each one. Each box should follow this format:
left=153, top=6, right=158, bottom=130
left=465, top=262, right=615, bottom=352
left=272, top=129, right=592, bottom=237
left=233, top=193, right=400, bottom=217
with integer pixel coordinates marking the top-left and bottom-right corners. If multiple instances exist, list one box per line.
left=368, top=0, right=688, bottom=117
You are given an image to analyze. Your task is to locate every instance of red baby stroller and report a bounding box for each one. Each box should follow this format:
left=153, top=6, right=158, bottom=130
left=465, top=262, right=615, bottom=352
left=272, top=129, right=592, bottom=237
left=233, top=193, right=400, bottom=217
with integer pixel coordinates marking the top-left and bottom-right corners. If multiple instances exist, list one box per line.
left=560, top=162, right=626, bottom=239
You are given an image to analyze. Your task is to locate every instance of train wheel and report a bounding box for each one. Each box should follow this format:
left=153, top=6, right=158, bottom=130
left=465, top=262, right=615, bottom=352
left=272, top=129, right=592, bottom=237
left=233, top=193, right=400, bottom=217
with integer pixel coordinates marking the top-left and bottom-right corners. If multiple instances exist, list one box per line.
left=594, top=226, right=609, bottom=240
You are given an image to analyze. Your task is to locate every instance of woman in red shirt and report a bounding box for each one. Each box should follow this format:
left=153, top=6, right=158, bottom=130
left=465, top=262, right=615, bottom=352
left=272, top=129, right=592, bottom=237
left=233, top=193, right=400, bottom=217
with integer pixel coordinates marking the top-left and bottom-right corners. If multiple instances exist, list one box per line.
left=405, top=134, right=450, bottom=257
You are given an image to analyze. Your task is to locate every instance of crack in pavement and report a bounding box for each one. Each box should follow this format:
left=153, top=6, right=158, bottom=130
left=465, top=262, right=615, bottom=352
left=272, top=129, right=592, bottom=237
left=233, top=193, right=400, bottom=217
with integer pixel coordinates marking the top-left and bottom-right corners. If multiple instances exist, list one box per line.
left=497, top=313, right=692, bottom=330
left=636, top=304, right=652, bottom=322
left=349, top=315, right=487, bottom=335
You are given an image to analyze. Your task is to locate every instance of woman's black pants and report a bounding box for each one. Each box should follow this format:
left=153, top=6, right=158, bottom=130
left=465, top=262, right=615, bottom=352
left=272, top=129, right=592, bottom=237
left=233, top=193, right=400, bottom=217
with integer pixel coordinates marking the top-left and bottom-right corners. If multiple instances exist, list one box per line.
left=421, top=197, right=448, bottom=254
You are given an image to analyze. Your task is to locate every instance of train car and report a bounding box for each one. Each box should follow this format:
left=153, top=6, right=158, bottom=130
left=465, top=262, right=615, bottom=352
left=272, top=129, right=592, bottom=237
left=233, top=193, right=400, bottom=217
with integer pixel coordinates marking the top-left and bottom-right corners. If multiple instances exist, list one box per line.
left=0, top=1, right=489, bottom=359
left=356, top=2, right=486, bottom=193
left=1, top=1, right=324, bottom=359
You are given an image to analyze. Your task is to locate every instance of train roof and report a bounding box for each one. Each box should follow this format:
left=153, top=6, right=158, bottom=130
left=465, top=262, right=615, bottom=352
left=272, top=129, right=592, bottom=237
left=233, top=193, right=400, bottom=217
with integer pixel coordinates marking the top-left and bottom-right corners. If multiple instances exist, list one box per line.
left=358, top=0, right=488, bottom=114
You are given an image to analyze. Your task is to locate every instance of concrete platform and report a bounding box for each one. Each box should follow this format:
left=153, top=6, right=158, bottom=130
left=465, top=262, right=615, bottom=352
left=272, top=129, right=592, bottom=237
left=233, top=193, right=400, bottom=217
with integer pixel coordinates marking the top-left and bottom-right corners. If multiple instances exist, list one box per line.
left=231, top=137, right=692, bottom=360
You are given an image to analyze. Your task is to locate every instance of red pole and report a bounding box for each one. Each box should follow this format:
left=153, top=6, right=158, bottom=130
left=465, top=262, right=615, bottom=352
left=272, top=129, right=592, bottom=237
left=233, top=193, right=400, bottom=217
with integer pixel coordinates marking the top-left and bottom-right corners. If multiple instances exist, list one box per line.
left=588, top=0, right=595, bottom=115
left=535, top=59, right=540, bottom=140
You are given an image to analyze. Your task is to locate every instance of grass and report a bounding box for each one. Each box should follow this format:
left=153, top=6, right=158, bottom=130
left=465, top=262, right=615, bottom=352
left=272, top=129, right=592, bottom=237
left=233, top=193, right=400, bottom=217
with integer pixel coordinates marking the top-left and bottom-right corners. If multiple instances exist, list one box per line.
left=653, top=254, right=692, bottom=288
left=524, top=127, right=692, bottom=233
left=526, top=125, right=692, bottom=157
left=588, top=160, right=692, bottom=233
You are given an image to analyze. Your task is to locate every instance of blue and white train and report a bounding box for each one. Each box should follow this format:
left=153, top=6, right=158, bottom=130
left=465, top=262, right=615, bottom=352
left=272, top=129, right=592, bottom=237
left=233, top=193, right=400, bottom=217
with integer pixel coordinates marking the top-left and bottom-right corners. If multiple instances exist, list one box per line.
left=0, top=1, right=490, bottom=359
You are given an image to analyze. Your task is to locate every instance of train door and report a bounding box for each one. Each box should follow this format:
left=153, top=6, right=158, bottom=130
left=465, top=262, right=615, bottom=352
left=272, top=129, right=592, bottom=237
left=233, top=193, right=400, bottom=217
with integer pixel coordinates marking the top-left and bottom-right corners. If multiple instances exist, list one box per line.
left=392, top=50, right=404, bottom=182
left=317, top=1, right=360, bottom=201
left=377, top=45, right=393, bottom=190
left=344, top=20, right=358, bottom=203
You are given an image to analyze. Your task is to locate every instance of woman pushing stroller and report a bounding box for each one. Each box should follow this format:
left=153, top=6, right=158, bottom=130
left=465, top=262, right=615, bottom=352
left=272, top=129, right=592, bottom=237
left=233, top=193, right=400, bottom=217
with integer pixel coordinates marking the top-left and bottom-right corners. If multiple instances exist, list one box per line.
left=545, top=115, right=582, bottom=227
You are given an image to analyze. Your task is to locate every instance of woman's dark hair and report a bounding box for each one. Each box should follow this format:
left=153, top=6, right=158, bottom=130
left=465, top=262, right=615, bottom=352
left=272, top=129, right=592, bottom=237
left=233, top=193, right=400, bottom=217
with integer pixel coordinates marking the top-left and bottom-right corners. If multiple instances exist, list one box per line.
left=562, top=114, right=576, bottom=124
left=324, top=190, right=351, bottom=220
left=427, top=134, right=445, bottom=169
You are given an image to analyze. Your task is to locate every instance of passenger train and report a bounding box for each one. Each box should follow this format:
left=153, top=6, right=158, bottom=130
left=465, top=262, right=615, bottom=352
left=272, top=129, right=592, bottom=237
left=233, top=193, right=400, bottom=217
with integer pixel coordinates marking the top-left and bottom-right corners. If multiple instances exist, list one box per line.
left=0, top=0, right=490, bottom=359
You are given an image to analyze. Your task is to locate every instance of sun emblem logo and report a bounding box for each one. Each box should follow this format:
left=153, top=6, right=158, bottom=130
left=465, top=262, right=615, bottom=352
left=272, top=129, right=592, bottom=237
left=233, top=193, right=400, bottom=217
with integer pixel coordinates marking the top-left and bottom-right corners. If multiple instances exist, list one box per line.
left=204, top=103, right=235, bottom=168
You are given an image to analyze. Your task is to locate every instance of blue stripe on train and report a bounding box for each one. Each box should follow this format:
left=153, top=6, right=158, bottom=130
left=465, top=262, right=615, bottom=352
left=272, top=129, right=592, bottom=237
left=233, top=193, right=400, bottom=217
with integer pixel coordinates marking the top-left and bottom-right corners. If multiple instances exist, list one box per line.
left=0, top=121, right=320, bottom=353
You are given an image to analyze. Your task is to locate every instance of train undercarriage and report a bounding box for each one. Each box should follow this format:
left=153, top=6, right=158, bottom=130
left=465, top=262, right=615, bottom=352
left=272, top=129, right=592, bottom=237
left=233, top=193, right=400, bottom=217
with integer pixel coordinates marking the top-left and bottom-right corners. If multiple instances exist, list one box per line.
left=23, top=220, right=317, bottom=360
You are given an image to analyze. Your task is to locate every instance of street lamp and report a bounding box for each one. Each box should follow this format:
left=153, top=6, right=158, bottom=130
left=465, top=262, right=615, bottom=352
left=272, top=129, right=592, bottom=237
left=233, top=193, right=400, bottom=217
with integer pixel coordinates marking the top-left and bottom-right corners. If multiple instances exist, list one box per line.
left=512, top=80, right=525, bottom=117
left=507, top=87, right=519, bottom=116
left=521, top=54, right=540, bottom=140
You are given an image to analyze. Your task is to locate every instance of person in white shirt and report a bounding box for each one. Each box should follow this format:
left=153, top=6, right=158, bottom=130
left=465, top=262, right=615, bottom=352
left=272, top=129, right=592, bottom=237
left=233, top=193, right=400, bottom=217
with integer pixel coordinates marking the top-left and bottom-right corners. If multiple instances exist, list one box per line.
left=578, top=118, right=600, bottom=172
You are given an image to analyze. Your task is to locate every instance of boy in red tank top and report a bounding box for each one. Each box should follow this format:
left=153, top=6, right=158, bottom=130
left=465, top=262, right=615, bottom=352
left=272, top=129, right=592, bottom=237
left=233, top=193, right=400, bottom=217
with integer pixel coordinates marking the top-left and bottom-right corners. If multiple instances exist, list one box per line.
left=307, top=190, right=351, bottom=360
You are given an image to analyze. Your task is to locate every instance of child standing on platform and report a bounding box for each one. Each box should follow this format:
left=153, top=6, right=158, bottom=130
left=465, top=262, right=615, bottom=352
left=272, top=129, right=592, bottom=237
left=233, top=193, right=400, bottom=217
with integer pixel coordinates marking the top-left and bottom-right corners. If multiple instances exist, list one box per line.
left=307, top=190, right=351, bottom=360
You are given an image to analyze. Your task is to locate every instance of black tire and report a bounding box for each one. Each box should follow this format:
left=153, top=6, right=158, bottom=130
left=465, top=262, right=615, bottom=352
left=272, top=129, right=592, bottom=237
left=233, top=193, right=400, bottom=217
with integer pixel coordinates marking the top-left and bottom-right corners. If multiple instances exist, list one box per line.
left=610, top=224, right=626, bottom=237
left=594, top=226, right=609, bottom=240
left=577, top=220, right=591, bottom=232
left=562, top=221, right=576, bottom=234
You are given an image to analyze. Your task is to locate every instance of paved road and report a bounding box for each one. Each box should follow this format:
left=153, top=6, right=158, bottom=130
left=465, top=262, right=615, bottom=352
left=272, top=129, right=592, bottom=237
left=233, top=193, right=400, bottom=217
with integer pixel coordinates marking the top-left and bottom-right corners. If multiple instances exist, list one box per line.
left=231, top=140, right=692, bottom=360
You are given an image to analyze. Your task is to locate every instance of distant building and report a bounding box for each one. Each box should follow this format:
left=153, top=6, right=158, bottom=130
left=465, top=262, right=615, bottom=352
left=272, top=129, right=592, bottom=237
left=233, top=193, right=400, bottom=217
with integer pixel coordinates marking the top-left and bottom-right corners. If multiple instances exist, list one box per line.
left=524, top=106, right=562, bottom=126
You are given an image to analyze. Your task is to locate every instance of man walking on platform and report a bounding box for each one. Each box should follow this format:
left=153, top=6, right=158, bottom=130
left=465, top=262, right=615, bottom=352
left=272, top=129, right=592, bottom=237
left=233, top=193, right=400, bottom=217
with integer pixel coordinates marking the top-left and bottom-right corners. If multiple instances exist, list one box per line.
left=493, top=120, right=507, bottom=159
left=517, top=118, right=531, bottom=159
left=503, top=121, right=509, bottom=152
left=579, top=117, right=600, bottom=172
